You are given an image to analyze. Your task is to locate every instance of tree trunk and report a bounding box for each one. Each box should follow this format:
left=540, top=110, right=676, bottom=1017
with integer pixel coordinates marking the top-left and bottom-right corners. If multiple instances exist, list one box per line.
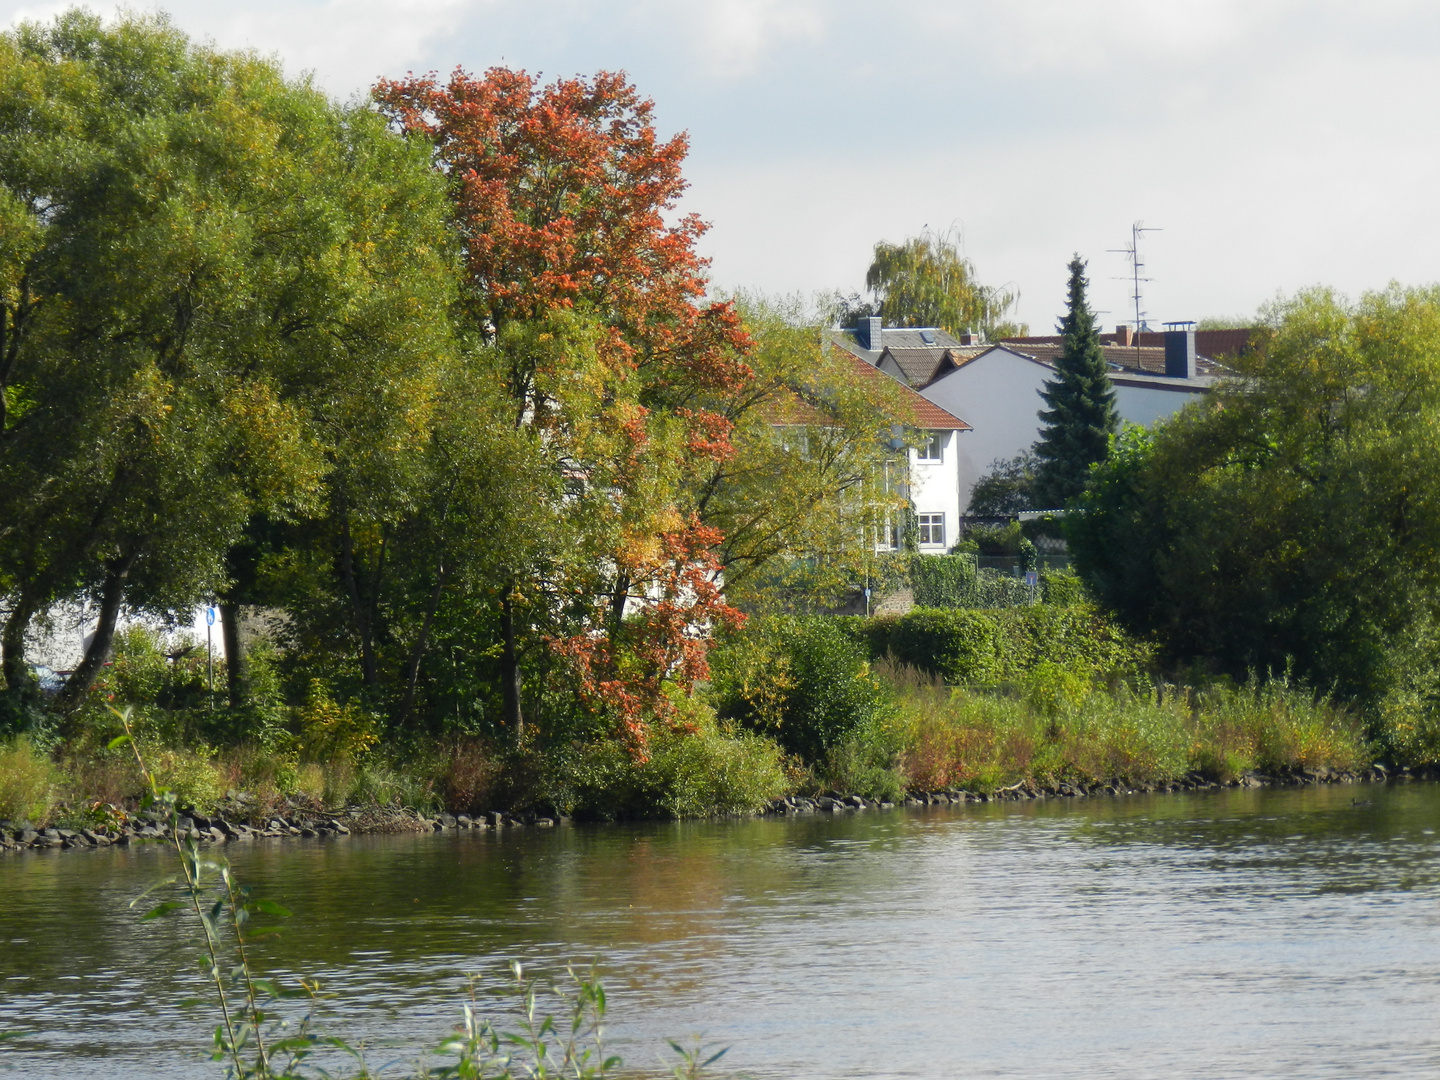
left=609, top=572, right=630, bottom=632
left=500, top=592, right=524, bottom=745
left=220, top=601, right=247, bottom=709
left=57, top=552, right=136, bottom=710
left=0, top=589, right=39, bottom=695
left=339, top=515, right=379, bottom=688
left=395, top=561, right=446, bottom=730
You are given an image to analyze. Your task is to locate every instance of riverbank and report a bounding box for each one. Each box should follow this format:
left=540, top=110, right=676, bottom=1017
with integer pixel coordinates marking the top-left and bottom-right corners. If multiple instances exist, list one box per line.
left=1, top=760, right=1417, bottom=856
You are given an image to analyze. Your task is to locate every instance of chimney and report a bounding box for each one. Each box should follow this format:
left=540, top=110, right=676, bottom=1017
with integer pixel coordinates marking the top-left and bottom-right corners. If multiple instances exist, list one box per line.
left=1164, top=326, right=1197, bottom=379
left=859, top=316, right=882, bottom=351
left=958, top=332, right=981, bottom=346
left=1114, top=325, right=1133, bottom=347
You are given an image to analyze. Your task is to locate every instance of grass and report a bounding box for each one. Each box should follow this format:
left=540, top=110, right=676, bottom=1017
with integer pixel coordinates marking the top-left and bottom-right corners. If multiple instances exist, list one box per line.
left=877, top=659, right=1369, bottom=793
left=0, top=737, right=58, bottom=824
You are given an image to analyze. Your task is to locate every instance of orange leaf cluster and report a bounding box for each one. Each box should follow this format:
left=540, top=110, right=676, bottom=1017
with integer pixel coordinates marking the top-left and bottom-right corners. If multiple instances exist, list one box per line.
left=550, top=521, right=744, bottom=757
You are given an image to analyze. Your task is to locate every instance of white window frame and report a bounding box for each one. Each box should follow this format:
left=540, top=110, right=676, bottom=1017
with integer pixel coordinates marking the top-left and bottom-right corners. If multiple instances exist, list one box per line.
left=916, top=431, right=944, bottom=463
left=917, top=513, right=945, bottom=547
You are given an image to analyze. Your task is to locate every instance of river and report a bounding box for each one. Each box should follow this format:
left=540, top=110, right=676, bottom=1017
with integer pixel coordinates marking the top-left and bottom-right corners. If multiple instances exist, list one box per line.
left=3, top=782, right=1440, bottom=1078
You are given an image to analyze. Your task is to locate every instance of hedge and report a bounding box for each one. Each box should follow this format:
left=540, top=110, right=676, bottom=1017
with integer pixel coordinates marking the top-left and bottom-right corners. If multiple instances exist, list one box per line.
left=866, top=604, right=1152, bottom=686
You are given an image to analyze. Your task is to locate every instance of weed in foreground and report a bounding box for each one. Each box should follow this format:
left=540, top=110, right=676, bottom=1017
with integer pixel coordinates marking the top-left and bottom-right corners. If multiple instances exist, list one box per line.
left=110, top=702, right=732, bottom=1079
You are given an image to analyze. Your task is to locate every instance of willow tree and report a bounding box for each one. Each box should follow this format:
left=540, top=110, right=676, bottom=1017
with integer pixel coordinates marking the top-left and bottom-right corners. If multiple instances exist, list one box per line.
left=0, top=12, right=455, bottom=716
left=862, top=229, right=1022, bottom=339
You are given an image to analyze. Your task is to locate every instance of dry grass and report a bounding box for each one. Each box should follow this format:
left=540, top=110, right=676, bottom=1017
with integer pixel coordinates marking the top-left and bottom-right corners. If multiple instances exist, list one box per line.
left=0, top=737, right=59, bottom=824
left=883, top=662, right=1368, bottom=792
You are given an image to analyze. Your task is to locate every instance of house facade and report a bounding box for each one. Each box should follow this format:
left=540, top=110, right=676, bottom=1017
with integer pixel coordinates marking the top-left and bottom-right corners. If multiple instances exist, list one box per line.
left=812, top=342, right=971, bottom=551
left=920, top=328, right=1220, bottom=510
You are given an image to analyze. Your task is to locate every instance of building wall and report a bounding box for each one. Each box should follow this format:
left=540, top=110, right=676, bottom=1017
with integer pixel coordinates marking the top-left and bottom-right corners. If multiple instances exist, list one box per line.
left=921, top=348, right=1208, bottom=512
left=1111, top=382, right=1204, bottom=428
left=920, top=350, right=1051, bottom=514
left=907, top=430, right=964, bottom=551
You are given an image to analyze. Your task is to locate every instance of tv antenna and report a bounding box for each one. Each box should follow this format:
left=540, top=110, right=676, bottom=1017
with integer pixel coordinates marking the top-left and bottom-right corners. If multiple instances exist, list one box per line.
left=1108, top=221, right=1161, bottom=332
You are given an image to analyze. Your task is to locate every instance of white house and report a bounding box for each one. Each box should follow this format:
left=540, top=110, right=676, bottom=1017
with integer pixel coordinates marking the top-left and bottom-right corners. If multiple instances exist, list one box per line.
left=919, top=327, right=1221, bottom=511
left=797, top=343, right=971, bottom=552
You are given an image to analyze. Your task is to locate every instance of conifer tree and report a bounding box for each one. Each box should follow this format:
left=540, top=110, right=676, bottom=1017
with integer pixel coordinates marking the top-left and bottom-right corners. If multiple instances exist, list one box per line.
left=1031, top=256, right=1118, bottom=508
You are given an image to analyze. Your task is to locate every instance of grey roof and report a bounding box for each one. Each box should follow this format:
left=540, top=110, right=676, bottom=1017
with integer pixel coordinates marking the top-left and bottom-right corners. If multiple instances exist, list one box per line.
left=880, top=346, right=989, bottom=387
left=996, top=341, right=1226, bottom=378
left=877, top=327, right=965, bottom=350
left=827, top=326, right=977, bottom=367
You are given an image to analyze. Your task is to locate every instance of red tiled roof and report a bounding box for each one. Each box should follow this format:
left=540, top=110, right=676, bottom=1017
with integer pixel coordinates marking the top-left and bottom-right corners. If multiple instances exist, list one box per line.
left=832, top=345, right=971, bottom=430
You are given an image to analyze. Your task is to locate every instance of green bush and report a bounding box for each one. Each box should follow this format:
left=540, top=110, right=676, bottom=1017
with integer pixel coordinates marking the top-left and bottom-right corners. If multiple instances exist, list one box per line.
left=543, top=715, right=787, bottom=821
left=821, top=711, right=908, bottom=802
left=0, top=736, right=58, bottom=824
left=968, top=520, right=1026, bottom=555
left=911, top=553, right=979, bottom=607
left=1041, top=568, right=1087, bottom=606
left=104, top=626, right=211, bottom=710
left=884, top=608, right=1007, bottom=684
left=876, top=604, right=1151, bottom=687
left=151, top=746, right=225, bottom=814
left=708, top=617, right=888, bottom=763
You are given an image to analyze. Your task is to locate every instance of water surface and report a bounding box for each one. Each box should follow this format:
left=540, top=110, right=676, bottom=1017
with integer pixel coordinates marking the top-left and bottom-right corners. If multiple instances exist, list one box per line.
left=3, top=782, right=1440, bottom=1078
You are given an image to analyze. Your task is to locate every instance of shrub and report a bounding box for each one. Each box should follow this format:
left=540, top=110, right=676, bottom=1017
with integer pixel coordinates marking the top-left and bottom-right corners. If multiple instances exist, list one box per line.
left=968, top=520, right=1026, bottom=555
left=885, top=608, right=1007, bottom=684
left=0, top=737, right=58, bottom=824
left=297, top=680, right=379, bottom=763
left=820, top=713, right=908, bottom=802
left=439, top=740, right=504, bottom=814
left=1041, top=568, right=1088, bottom=607
left=151, top=746, right=225, bottom=814
left=543, top=715, right=787, bottom=821
left=103, top=626, right=211, bottom=710
left=708, top=617, right=888, bottom=763
left=911, top=553, right=979, bottom=608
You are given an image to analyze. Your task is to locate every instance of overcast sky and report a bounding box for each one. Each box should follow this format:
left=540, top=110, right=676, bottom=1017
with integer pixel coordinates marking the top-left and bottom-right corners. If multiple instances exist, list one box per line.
left=6, top=1, right=1440, bottom=332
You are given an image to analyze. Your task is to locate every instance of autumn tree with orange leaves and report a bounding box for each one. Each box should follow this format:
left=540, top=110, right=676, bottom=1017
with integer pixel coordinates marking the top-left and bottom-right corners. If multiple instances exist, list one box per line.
left=374, top=68, right=753, bottom=751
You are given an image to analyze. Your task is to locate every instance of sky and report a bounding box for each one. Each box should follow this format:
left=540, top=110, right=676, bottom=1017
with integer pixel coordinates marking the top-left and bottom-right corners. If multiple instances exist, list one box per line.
left=5, top=0, right=1440, bottom=333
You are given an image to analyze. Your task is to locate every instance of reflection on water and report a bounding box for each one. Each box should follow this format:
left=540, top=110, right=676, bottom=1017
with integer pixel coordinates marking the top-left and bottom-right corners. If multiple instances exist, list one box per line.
left=4, top=783, right=1440, bottom=1078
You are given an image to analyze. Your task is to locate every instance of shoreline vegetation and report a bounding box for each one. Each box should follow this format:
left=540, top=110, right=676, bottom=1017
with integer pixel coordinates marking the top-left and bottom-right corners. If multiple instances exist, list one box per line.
left=4, top=15, right=1440, bottom=864
left=0, top=589, right=1385, bottom=850
left=0, top=762, right=1409, bottom=857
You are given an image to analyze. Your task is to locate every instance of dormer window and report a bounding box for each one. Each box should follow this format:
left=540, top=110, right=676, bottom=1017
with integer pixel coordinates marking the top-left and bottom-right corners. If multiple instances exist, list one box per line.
left=916, top=431, right=944, bottom=462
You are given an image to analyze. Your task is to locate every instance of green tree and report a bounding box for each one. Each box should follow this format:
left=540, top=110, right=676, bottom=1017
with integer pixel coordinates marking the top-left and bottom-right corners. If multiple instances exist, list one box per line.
left=1031, top=256, right=1118, bottom=509
left=968, top=452, right=1038, bottom=515
left=692, top=295, right=916, bottom=612
left=1069, top=285, right=1440, bottom=722
left=0, top=12, right=455, bottom=713
left=375, top=68, right=752, bottom=750
left=862, top=229, right=1023, bottom=339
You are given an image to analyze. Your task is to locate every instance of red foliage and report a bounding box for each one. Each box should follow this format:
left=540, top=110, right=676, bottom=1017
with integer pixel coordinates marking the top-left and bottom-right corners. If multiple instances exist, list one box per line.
left=549, top=520, right=744, bottom=758
left=373, top=67, right=752, bottom=452
left=374, top=68, right=753, bottom=747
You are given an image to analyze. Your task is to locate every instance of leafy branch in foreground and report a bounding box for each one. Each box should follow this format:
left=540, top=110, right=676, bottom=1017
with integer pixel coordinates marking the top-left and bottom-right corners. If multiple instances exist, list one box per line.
left=112, top=704, right=328, bottom=1079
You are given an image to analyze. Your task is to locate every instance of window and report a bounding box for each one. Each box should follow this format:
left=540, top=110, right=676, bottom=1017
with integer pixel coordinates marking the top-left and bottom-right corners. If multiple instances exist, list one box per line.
left=918, top=513, right=945, bottom=546
left=916, top=431, right=944, bottom=462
